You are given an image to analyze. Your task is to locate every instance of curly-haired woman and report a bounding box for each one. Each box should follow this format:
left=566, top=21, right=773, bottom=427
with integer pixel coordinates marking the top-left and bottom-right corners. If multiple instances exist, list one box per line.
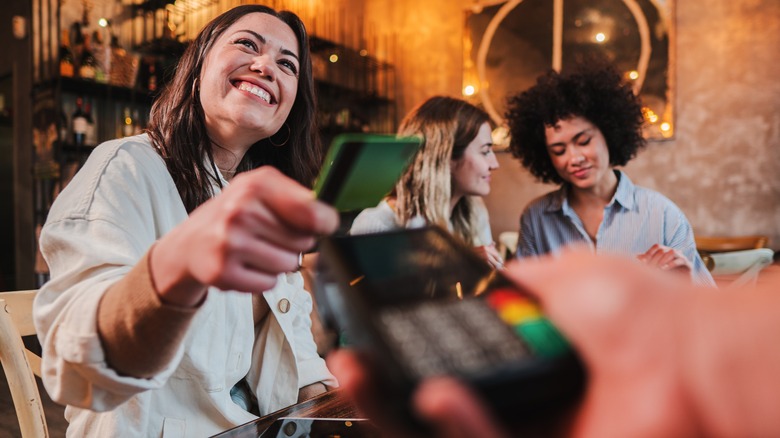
left=506, top=64, right=714, bottom=285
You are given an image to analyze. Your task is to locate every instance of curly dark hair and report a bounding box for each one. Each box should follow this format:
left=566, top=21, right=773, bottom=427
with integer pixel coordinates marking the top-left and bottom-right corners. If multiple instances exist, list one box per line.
left=505, top=63, right=646, bottom=185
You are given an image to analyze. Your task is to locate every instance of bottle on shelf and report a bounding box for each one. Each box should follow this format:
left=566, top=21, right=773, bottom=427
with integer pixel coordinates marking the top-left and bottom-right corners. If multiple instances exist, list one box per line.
left=84, top=100, right=97, bottom=146
left=78, top=33, right=99, bottom=80
left=72, top=97, right=88, bottom=147
left=70, top=22, right=85, bottom=75
left=148, top=63, right=157, bottom=92
left=91, top=29, right=110, bottom=83
left=59, top=29, right=75, bottom=78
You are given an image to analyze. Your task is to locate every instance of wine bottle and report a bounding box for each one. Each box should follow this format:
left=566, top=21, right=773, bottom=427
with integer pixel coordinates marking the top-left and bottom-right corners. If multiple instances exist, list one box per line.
left=84, top=100, right=97, bottom=146
left=148, top=62, right=158, bottom=92
left=70, top=22, right=85, bottom=75
left=79, top=33, right=98, bottom=80
left=72, top=97, right=87, bottom=147
left=91, top=29, right=109, bottom=83
left=59, top=30, right=75, bottom=78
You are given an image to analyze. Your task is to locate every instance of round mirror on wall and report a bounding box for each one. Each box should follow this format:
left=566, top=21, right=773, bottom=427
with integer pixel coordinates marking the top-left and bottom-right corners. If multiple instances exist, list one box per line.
left=464, top=0, right=674, bottom=143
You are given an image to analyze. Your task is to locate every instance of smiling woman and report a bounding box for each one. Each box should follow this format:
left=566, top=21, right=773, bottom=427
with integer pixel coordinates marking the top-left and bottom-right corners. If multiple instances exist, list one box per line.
left=34, top=5, right=338, bottom=437
left=147, top=4, right=321, bottom=211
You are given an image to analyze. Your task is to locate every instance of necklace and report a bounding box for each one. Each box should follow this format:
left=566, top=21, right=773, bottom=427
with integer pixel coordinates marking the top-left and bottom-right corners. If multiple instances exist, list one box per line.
left=217, top=166, right=237, bottom=178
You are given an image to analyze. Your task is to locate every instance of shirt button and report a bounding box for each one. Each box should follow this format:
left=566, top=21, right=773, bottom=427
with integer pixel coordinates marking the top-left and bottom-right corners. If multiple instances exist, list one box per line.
left=278, top=298, right=291, bottom=314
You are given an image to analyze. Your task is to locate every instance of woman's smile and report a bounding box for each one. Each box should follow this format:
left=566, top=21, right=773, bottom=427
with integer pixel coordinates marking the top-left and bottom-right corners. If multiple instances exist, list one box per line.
left=571, top=166, right=592, bottom=179
left=234, top=80, right=274, bottom=104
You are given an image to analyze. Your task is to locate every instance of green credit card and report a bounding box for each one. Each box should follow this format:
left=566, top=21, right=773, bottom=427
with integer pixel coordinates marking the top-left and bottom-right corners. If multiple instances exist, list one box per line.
left=314, top=134, right=421, bottom=212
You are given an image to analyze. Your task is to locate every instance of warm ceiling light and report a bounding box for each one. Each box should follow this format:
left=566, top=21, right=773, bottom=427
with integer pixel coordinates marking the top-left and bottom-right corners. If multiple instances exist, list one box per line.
left=463, top=85, right=476, bottom=96
left=329, top=54, right=339, bottom=63
left=595, top=32, right=606, bottom=43
left=359, top=49, right=368, bottom=57
left=643, top=107, right=658, bottom=123
left=628, top=70, right=639, bottom=80
left=660, top=122, right=671, bottom=131
left=98, top=18, right=109, bottom=28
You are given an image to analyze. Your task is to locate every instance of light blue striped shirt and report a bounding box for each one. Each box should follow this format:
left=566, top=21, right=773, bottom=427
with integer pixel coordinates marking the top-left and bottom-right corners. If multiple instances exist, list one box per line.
left=517, top=171, right=715, bottom=286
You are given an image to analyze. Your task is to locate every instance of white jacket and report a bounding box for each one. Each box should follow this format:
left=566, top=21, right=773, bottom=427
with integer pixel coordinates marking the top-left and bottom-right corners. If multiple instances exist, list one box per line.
left=35, top=135, right=336, bottom=437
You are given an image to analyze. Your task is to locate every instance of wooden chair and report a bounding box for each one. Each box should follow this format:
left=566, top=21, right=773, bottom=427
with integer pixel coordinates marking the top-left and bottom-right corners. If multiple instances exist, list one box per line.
left=0, top=289, right=49, bottom=437
left=695, top=235, right=769, bottom=253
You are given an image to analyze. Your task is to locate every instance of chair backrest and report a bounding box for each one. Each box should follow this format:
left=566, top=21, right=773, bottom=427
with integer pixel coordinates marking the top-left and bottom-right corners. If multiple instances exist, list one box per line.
left=709, top=248, right=775, bottom=288
left=497, top=231, right=519, bottom=260
left=695, top=235, right=769, bottom=253
left=0, top=289, right=49, bottom=438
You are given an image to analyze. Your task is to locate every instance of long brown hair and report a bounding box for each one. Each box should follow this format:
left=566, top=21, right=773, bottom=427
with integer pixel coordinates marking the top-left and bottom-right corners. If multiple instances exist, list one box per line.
left=394, top=96, right=491, bottom=245
left=147, top=5, right=321, bottom=212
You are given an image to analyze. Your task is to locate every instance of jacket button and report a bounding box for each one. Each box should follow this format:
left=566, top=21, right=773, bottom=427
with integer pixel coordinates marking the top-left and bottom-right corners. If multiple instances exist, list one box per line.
left=278, top=298, right=291, bottom=314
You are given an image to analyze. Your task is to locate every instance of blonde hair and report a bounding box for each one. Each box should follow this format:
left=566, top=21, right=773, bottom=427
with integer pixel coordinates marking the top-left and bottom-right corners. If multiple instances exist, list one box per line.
left=394, top=96, right=491, bottom=245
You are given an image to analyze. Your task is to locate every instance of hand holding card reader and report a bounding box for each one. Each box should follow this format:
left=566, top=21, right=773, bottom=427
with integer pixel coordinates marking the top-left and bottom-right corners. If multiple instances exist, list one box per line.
left=315, top=227, right=585, bottom=431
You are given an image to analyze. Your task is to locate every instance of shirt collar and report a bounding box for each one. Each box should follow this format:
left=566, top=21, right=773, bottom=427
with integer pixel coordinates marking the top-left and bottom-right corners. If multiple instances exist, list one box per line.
left=544, top=170, right=636, bottom=213
left=611, top=170, right=636, bottom=210
left=545, top=186, right=568, bottom=213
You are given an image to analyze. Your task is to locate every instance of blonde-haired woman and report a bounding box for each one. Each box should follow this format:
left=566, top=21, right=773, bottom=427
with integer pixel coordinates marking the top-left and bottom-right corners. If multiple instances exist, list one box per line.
left=350, top=96, right=503, bottom=268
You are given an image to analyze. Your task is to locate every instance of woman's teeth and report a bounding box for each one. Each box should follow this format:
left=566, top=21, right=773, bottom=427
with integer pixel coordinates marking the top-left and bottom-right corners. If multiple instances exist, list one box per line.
left=237, top=82, right=271, bottom=103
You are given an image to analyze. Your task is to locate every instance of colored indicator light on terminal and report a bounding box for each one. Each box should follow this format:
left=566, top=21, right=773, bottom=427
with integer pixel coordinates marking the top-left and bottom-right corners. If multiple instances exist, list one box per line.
left=486, top=288, right=570, bottom=357
left=499, top=301, right=540, bottom=325
left=487, top=288, right=539, bottom=324
left=516, top=319, right=570, bottom=357
left=485, top=288, right=523, bottom=308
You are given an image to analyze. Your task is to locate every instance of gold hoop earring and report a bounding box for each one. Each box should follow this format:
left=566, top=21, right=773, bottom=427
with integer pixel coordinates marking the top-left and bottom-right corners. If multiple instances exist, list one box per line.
left=269, top=123, right=290, bottom=147
left=191, top=78, right=200, bottom=101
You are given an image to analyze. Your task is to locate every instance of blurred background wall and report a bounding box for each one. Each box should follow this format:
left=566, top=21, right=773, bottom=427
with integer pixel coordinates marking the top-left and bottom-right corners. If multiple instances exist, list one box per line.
left=366, top=0, right=780, bottom=249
